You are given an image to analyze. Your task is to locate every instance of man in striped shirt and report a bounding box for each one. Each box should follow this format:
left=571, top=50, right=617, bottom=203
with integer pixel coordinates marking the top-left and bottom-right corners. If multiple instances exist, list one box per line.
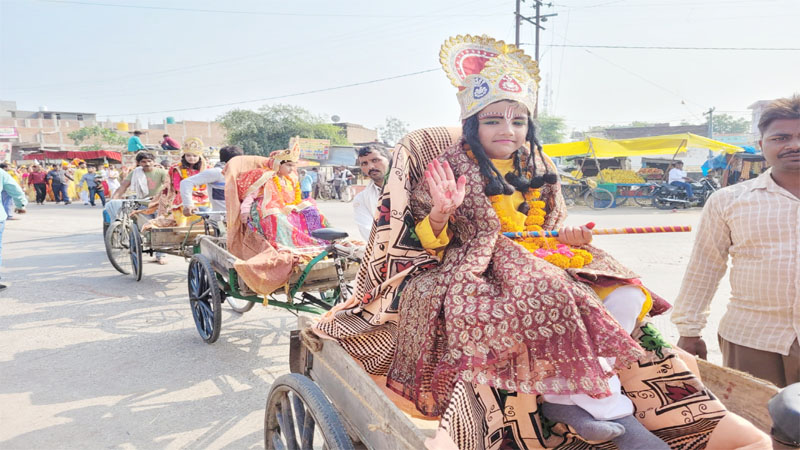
left=672, top=95, right=800, bottom=387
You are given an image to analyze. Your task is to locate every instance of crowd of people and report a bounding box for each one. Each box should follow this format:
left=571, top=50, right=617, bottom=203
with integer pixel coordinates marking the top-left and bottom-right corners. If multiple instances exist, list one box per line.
left=0, top=159, right=120, bottom=209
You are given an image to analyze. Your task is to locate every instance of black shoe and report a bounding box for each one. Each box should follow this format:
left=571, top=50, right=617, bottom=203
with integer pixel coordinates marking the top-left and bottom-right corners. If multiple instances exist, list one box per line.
left=0, top=284, right=6, bottom=292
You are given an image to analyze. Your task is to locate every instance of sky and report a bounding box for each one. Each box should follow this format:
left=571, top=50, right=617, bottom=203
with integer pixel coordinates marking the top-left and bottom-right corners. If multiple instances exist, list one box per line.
left=1, top=0, right=799, bottom=137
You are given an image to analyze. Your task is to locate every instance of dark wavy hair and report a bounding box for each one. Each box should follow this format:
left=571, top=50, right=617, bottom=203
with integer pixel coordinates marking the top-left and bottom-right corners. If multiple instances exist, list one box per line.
left=462, top=114, right=557, bottom=204
left=181, top=154, right=203, bottom=171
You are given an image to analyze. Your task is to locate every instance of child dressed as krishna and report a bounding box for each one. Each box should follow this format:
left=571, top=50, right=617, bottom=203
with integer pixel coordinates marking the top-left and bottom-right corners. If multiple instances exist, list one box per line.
left=235, top=143, right=329, bottom=258
left=314, top=35, right=768, bottom=450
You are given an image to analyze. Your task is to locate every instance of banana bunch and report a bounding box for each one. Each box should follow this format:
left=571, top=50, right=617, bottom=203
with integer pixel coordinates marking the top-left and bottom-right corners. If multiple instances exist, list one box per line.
left=570, top=169, right=583, bottom=179
left=599, top=169, right=645, bottom=184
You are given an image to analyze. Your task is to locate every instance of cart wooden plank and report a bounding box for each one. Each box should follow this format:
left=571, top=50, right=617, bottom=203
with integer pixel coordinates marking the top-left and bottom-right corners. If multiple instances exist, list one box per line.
left=298, top=318, right=432, bottom=450
left=696, top=358, right=778, bottom=434
left=148, top=225, right=205, bottom=248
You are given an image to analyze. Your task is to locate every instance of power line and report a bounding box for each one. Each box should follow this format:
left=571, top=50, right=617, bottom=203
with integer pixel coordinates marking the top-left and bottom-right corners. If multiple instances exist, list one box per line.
left=552, top=0, right=793, bottom=8
left=103, top=68, right=439, bottom=118
left=35, top=0, right=507, bottom=18
left=548, top=44, right=800, bottom=51
left=537, top=28, right=710, bottom=111
left=7, top=0, right=491, bottom=92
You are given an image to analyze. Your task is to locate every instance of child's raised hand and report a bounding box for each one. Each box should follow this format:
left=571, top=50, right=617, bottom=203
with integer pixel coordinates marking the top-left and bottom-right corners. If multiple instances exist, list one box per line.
left=425, top=160, right=466, bottom=217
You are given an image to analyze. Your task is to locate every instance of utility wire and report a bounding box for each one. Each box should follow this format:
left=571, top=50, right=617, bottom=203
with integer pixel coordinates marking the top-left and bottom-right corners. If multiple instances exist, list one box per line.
left=103, top=68, right=439, bottom=118
left=549, top=44, right=800, bottom=51
left=7, top=0, right=491, bottom=92
left=553, top=0, right=792, bottom=8
left=35, top=0, right=507, bottom=18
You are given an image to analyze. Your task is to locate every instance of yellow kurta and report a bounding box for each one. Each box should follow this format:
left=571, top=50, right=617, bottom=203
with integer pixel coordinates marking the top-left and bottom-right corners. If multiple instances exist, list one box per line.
left=73, top=168, right=88, bottom=192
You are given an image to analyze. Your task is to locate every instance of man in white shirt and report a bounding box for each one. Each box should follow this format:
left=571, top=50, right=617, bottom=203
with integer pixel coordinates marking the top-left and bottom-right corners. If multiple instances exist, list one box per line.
left=672, top=95, right=800, bottom=388
left=667, top=160, right=696, bottom=200
left=352, top=145, right=390, bottom=240
left=180, top=145, right=244, bottom=215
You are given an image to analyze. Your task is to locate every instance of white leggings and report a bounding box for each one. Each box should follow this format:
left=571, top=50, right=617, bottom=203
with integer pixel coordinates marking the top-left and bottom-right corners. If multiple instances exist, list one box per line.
left=542, top=286, right=647, bottom=420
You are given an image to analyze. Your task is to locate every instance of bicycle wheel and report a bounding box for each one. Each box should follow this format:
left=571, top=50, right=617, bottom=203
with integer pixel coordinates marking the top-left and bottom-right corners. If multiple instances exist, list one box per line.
left=105, top=220, right=131, bottom=274
left=633, top=185, right=657, bottom=207
left=584, top=187, right=615, bottom=210
left=227, top=296, right=255, bottom=313
left=561, top=184, right=578, bottom=207
left=129, top=225, right=143, bottom=281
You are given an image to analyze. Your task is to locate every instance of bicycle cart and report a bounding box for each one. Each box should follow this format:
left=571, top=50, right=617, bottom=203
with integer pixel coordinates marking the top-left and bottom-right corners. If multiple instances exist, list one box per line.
left=187, top=227, right=360, bottom=344
left=103, top=198, right=210, bottom=281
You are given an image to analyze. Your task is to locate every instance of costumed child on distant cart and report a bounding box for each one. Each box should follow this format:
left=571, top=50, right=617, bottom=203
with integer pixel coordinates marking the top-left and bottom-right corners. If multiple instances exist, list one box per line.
left=313, top=34, right=769, bottom=450
left=221, top=143, right=364, bottom=298
left=236, top=142, right=330, bottom=259
left=134, top=137, right=210, bottom=229
left=169, top=138, right=210, bottom=226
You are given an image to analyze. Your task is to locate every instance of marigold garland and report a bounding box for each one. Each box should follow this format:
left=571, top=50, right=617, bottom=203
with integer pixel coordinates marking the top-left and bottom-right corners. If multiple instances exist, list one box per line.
left=273, top=175, right=302, bottom=206
left=466, top=146, right=592, bottom=270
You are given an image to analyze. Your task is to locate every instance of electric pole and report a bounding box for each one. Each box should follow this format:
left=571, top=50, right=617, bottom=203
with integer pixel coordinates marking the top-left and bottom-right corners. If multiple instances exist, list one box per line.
left=515, top=0, right=521, bottom=47
left=704, top=107, right=716, bottom=158
left=513, top=1, right=557, bottom=117
left=704, top=107, right=715, bottom=139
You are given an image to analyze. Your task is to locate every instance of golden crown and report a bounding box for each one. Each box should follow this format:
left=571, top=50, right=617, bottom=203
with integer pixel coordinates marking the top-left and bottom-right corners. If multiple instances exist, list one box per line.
left=182, top=137, right=205, bottom=156
left=440, top=34, right=540, bottom=120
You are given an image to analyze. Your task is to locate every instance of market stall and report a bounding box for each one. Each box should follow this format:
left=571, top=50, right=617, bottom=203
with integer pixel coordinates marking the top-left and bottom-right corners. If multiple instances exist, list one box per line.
left=22, top=149, right=122, bottom=165
left=544, top=133, right=743, bottom=206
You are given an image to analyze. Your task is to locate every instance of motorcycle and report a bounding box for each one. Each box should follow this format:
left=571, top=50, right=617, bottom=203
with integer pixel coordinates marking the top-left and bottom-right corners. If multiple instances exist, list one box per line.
left=652, top=176, right=719, bottom=210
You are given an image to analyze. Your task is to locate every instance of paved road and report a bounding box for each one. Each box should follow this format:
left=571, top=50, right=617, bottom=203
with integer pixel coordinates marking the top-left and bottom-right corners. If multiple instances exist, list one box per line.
left=0, top=200, right=732, bottom=448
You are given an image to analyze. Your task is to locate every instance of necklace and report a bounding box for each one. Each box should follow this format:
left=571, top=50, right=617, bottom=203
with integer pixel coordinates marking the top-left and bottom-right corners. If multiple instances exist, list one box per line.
left=464, top=144, right=592, bottom=269
left=273, top=174, right=302, bottom=205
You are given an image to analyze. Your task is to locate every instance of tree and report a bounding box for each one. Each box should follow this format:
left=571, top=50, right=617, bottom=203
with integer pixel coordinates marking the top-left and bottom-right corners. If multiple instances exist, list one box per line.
left=712, top=114, right=750, bottom=134
left=536, top=115, right=567, bottom=144
left=68, top=126, right=126, bottom=151
left=218, top=104, right=348, bottom=156
left=377, top=116, right=409, bottom=146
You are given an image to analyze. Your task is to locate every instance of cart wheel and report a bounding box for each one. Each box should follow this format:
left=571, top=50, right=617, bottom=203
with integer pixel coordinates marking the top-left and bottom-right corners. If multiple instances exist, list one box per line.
left=129, top=225, right=143, bottom=282
left=104, top=220, right=131, bottom=274
left=188, top=254, right=222, bottom=344
left=265, top=374, right=354, bottom=450
left=226, top=296, right=255, bottom=314
left=585, top=187, right=615, bottom=210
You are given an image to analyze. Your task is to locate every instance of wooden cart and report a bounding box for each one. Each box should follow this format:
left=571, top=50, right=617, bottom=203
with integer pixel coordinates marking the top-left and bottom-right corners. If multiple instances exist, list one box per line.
left=104, top=199, right=207, bottom=281
left=261, top=317, right=783, bottom=450
left=187, top=228, right=360, bottom=344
